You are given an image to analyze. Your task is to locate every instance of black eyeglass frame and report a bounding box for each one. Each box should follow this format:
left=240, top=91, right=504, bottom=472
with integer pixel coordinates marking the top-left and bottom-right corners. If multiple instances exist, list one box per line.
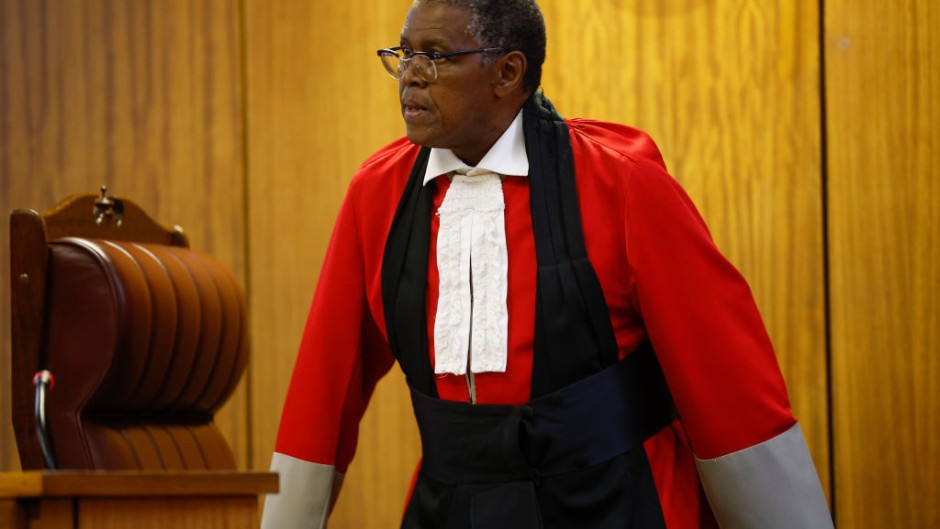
left=376, top=45, right=506, bottom=82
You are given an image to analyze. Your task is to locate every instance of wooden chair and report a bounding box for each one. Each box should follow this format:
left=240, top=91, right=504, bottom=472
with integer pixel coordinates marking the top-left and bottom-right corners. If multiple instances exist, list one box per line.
left=9, top=187, right=247, bottom=470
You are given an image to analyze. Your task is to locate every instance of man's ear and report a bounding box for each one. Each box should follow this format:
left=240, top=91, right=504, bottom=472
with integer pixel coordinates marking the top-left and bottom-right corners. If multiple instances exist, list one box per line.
left=492, top=51, right=528, bottom=97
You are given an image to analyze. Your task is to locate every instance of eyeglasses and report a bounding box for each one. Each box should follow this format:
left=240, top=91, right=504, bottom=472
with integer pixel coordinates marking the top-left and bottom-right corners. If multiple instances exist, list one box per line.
left=376, top=46, right=505, bottom=83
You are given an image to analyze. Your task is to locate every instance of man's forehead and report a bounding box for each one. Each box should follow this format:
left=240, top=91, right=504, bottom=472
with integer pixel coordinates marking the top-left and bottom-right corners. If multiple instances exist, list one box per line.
left=401, top=3, right=475, bottom=46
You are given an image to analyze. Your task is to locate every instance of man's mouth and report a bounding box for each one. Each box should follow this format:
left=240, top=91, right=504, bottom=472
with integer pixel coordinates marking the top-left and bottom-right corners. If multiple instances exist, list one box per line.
left=402, top=101, right=430, bottom=119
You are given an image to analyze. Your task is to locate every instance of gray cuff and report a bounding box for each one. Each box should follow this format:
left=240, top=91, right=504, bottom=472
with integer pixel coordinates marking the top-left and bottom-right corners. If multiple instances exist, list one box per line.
left=261, top=452, right=341, bottom=529
left=695, top=423, right=833, bottom=529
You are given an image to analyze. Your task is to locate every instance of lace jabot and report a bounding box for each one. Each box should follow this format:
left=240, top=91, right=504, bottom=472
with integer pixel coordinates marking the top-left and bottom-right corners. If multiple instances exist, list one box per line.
left=433, top=167, right=508, bottom=376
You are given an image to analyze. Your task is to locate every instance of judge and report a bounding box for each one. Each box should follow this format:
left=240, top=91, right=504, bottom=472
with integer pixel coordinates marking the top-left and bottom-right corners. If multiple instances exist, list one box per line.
left=262, top=1, right=834, bottom=528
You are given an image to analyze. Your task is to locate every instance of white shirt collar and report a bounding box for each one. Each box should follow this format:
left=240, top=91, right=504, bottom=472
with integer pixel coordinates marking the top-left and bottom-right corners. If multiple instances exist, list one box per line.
left=423, top=110, right=528, bottom=186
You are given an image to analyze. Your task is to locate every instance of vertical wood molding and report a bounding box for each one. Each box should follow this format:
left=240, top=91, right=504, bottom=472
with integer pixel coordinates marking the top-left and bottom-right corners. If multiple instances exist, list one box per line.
left=0, top=0, right=248, bottom=469
left=826, top=0, right=939, bottom=526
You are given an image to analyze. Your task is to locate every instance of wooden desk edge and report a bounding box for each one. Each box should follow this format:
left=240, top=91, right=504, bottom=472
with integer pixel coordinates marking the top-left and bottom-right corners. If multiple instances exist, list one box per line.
left=0, top=471, right=279, bottom=498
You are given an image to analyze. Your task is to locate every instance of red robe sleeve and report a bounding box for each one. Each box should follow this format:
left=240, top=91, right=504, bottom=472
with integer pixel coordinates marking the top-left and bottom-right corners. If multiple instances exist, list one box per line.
left=622, top=155, right=795, bottom=458
left=276, top=175, right=396, bottom=471
left=616, top=135, right=831, bottom=528
left=567, top=119, right=830, bottom=528
left=262, top=172, right=398, bottom=529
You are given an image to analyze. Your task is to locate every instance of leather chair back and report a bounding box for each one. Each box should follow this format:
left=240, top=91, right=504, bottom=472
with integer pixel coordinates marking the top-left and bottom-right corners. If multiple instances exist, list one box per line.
left=10, top=189, right=246, bottom=470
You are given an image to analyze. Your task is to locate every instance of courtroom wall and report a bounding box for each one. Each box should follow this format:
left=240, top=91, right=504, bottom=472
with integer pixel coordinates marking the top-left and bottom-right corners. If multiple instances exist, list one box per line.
left=2, top=1, right=936, bottom=527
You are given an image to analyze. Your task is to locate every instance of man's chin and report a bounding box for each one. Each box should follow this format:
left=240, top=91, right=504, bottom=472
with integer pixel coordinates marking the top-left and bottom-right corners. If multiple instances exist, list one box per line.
left=405, top=129, right=438, bottom=148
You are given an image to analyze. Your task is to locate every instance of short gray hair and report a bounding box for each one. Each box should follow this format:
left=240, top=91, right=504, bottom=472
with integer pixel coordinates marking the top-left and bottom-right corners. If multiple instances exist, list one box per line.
left=413, top=0, right=546, bottom=92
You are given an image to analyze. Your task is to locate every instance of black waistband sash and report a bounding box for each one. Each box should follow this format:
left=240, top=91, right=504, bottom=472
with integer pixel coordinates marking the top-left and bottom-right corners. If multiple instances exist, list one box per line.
left=404, top=343, right=676, bottom=529
left=412, top=343, right=676, bottom=485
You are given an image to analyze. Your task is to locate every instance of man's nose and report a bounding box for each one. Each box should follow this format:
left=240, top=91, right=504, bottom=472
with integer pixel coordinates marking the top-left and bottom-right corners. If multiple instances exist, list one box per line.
left=399, top=59, right=427, bottom=86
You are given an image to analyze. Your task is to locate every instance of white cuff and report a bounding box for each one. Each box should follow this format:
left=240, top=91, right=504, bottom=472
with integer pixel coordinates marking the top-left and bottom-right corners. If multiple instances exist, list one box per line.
left=261, top=452, right=342, bottom=529
left=695, top=423, right=833, bottom=529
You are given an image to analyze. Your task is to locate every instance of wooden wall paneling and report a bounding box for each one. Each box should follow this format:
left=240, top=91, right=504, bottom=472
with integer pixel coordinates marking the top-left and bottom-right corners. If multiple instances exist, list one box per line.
left=540, top=0, right=829, bottom=492
left=0, top=0, right=248, bottom=469
left=244, top=0, right=421, bottom=526
left=826, top=0, right=939, bottom=526
left=79, top=497, right=261, bottom=529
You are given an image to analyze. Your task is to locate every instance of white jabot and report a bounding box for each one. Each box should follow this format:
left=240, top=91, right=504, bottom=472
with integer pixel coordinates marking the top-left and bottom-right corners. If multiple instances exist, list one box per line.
left=425, top=111, right=527, bottom=376
left=434, top=169, right=508, bottom=375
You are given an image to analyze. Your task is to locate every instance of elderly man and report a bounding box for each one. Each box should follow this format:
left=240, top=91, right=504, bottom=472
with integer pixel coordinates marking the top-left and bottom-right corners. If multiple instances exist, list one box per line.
left=261, top=1, right=833, bottom=528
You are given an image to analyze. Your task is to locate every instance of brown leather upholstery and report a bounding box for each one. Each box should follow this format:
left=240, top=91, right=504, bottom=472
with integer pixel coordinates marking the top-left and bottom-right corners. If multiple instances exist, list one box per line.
left=10, top=190, right=246, bottom=470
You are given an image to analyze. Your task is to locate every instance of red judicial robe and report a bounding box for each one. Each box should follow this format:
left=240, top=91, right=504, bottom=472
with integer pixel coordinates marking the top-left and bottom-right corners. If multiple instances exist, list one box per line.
left=262, top=119, right=832, bottom=529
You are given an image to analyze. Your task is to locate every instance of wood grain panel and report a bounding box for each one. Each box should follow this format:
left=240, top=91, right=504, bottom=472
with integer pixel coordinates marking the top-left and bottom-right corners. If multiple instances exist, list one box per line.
left=22, top=498, right=72, bottom=529
left=0, top=470, right=277, bottom=497
left=79, top=497, right=260, bottom=529
left=826, top=0, right=939, bottom=526
left=0, top=0, right=248, bottom=469
left=243, top=0, right=418, bottom=526
left=0, top=499, right=26, bottom=529
left=541, top=0, right=828, bottom=490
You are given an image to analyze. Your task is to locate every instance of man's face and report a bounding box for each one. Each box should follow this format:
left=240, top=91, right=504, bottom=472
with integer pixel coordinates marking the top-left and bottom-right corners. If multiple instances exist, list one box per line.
left=398, top=2, right=502, bottom=164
